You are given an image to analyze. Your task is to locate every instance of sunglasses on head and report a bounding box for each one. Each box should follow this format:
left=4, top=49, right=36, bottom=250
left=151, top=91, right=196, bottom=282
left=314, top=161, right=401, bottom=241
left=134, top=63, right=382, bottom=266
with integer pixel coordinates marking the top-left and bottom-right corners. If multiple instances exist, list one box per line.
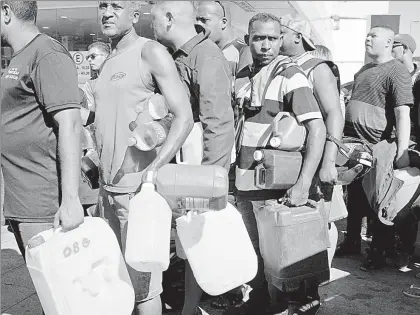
left=392, top=43, right=406, bottom=49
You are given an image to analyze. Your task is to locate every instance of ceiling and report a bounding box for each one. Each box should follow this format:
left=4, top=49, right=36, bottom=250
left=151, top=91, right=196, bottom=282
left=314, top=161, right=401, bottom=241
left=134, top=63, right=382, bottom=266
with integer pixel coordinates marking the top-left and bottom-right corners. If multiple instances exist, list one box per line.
left=34, top=1, right=316, bottom=45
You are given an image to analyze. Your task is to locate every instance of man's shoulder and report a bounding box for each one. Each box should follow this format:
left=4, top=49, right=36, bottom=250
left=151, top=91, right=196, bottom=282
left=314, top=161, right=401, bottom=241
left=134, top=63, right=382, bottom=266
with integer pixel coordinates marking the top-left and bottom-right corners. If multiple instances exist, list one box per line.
left=193, top=38, right=226, bottom=61
left=33, top=34, right=73, bottom=62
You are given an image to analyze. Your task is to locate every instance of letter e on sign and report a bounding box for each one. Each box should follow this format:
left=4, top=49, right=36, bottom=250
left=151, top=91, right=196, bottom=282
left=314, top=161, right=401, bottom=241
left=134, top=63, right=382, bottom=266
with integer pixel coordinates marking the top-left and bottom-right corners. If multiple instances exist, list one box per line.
left=73, top=52, right=84, bottom=65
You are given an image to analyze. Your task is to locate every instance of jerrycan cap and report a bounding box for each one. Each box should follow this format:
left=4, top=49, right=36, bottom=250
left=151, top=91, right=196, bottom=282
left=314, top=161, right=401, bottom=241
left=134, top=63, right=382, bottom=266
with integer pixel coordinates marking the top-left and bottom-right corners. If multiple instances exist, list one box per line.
left=253, top=150, right=264, bottom=162
left=129, top=121, right=138, bottom=132
left=269, top=136, right=282, bottom=148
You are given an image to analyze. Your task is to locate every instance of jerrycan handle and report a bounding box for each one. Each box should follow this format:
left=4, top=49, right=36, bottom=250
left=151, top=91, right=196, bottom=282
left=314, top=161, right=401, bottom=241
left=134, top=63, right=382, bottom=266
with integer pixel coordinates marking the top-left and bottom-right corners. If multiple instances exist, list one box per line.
left=254, top=164, right=266, bottom=189
left=141, top=171, right=157, bottom=190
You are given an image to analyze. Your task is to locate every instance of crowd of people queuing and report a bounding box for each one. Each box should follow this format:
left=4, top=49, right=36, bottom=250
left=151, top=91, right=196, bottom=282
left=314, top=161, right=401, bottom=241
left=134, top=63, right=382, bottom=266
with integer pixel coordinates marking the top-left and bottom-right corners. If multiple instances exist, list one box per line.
left=1, top=1, right=420, bottom=315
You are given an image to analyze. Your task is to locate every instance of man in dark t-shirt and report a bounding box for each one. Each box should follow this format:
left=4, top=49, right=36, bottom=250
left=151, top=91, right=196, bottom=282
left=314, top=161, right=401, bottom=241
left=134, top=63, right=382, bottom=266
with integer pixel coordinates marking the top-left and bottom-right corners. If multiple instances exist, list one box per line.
left=337, top=26, right=413, bottom=270
left=1, top=1, right=84, bottom=257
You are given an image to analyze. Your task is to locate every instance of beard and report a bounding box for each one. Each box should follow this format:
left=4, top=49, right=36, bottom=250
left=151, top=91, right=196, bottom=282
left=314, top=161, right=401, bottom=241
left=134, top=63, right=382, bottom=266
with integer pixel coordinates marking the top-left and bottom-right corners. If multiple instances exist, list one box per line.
left=1, top=33, right=9, bottom=47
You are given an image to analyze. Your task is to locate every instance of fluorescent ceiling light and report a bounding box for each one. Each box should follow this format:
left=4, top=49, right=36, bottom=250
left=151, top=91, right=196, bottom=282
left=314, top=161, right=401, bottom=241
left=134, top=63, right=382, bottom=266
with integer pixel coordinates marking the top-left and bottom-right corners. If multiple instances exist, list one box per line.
left=90, top=33, right=96, bottom=36
left=60, top=15, right=68, bottom=19
left=42, top=26, right=49, bottom=29
left=143, top=12, right=150, bottom=15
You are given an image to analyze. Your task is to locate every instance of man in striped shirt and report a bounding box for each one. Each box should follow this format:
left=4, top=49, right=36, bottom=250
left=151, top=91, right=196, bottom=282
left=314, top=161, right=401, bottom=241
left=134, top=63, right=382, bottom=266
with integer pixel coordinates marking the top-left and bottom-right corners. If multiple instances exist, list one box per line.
left=341, top=26, right=413, bottom=270
left=234, top=13, right=326, bottom=315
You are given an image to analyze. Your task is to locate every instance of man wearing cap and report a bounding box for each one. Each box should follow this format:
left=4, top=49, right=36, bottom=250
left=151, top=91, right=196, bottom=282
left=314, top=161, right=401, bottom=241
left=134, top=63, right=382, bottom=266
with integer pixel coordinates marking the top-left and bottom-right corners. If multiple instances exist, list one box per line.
left=279, top=14, right=343, bottom=188
left=278, top=14, right=344, bottom=308
left=392, top=34, right=420, bottom=143
left=390, top=34, right=420, bottom=273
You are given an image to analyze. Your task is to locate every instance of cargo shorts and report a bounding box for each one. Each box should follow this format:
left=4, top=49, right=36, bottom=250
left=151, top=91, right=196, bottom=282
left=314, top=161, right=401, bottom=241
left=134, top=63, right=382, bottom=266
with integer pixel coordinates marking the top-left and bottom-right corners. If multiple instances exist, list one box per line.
left=95, top=187, right=163, bottom=303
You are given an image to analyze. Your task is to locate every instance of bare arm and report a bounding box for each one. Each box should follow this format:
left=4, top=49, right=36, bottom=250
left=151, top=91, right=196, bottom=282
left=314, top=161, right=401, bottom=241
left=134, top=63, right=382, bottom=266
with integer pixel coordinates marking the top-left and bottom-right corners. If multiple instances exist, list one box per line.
left=394, top=105, right=411, bottom=168
left=313, top=64, right=344, bottom=183
left=300, top=118, right=326, bottom=188
left=53, top=108, right=84, bottom=230
left=143, top=41, right=194, bottom=171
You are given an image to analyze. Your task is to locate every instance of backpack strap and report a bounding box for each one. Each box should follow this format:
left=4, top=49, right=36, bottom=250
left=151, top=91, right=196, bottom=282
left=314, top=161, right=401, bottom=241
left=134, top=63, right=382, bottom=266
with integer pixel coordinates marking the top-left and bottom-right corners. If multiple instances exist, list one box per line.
left=306, top=59, right=341, bottom=92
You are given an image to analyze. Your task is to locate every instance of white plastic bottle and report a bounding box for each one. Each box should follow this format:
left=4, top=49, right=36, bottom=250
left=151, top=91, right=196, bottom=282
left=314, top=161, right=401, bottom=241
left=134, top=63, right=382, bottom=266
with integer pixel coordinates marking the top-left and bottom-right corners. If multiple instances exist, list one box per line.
left=125, top=171, right=173, bottom=272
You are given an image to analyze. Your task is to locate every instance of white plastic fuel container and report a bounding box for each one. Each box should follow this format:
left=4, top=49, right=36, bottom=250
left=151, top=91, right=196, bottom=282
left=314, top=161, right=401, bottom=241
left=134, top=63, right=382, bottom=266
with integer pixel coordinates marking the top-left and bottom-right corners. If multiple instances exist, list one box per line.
left=393, top=166, right=420, bottom=213
left=176, top=122, right=203, bottom=165
left=176, top=203, right=258, bottom=296
left=25, top=217, right=134, bottom=315
left=125, top=171, right=172, bottom=272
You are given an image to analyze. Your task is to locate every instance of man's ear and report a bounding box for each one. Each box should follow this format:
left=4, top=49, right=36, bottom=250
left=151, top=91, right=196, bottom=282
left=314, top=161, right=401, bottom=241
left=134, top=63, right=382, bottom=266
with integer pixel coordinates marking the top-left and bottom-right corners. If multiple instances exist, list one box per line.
left=2, top=4, right=12, bottom=25
left=245, top=34, right=249, bottom=45
left=294, top=33, right=302, bottom=44
left=221, top=17, right=228, bottom=31
left=132, top=10, right=140, bottom=24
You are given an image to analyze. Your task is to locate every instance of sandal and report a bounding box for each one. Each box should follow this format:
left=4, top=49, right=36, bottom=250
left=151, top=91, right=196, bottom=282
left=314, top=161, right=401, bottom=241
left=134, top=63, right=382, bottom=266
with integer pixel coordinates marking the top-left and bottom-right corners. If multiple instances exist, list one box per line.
left=289, top=298, right=321, bottom=315
left=403, top=285, right=420, bottom=298
left=210, top=293, right=242, bottom=310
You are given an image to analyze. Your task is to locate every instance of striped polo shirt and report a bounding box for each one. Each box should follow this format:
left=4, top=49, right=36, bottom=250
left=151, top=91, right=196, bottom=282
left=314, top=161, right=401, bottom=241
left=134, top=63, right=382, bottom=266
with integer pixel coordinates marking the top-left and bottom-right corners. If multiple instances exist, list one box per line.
left=235, top=58, right=323, bottom=200
left=345, top=59, right=413, bottom=145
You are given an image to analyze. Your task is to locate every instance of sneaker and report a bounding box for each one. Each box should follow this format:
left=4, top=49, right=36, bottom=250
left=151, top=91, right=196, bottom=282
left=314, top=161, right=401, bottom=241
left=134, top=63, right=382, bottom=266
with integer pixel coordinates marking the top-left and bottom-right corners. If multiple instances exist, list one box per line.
left=335, top=237, right=361, bottom=257
left=360, top=248, right=386, bottom=271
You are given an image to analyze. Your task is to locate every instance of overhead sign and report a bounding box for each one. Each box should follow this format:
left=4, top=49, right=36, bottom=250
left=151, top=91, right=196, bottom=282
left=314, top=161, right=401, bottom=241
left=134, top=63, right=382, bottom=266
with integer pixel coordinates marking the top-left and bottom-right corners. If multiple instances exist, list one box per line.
left=70, top=51, right=91, bottom=85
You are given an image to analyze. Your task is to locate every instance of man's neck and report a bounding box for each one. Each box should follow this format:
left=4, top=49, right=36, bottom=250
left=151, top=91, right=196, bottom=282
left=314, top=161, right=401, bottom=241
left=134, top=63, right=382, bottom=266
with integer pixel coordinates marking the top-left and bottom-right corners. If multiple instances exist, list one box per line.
left=110, top=27, right=139, bottom=53
left=370, top=52, right=393, bottom=64
left=217, top=29, right=235, bottom=50
left=403, top=58, right=415, bottom=73
left=8, top=24, right=40, bottom=52
left=170, top=28, right=198, bottom=52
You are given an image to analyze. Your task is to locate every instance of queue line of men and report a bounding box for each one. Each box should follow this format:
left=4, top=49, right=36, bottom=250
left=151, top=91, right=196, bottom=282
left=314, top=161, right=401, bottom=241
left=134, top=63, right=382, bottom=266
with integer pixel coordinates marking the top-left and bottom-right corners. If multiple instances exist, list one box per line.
left=2, top=1, right=420, bottom=315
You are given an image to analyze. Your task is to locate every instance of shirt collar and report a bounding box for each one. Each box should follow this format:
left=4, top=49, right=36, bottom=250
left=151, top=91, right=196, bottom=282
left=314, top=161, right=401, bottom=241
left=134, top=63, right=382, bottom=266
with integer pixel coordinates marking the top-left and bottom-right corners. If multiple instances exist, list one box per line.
left=173, top=30, right=210, bottom=58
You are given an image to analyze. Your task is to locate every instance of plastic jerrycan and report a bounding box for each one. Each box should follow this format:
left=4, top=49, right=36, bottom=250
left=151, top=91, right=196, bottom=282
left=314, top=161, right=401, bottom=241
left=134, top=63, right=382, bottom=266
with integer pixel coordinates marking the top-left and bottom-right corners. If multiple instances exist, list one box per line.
left=254, top=149, right=303, bottom=190
left=25, top=217, right=135, bottom=315
left=128, top=115, right=173, bottom=152
left=176, top=203, right=258, bottom=296
left=269, top=113, right=306, bottom=151
left=255, top=201, right=329, bottom=289
left=155, top=164, right=229, bottom=212
left=393, top=166, right=420, bottom=213
left=176, top=122, right=204, bottom=165
left=125, top=171, right=172, bottom=272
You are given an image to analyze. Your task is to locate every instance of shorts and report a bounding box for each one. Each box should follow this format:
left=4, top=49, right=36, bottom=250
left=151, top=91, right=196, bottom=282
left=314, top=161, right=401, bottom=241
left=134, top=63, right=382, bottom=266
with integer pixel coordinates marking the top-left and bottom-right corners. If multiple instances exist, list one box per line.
left=95, top=187, right=163, bottom=303
left=8, top=220, right=54, bottom=259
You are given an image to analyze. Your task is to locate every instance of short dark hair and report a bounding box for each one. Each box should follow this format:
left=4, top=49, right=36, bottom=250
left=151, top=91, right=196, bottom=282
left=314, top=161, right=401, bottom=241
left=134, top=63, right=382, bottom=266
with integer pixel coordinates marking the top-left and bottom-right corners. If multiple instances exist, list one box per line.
left=2, top=1, right=37, bottom=23
left=88, top=41, right=111, bottom=55
left=371, top=25, right=395, bottom=34
left=248, top=13, right=281, bottom=34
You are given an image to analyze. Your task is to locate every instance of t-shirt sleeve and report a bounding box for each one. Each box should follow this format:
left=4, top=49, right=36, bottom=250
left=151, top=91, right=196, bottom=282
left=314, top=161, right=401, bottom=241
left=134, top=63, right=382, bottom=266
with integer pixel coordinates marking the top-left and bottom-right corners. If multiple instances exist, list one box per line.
left=281, top=68, right=323, bottom=123
left=31, top=52, right=81, bottom=113
left=237, top=46, right=253, bottom=76
left=390, top=64, right=414, bottom=108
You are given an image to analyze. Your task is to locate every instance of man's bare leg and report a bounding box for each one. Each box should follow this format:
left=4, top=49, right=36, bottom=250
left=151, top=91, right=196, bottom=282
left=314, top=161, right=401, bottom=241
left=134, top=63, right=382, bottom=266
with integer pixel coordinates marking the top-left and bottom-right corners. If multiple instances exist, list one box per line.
left=182, top=260, right=203, bottom=315
left=133, top=296, right=162, bottom=315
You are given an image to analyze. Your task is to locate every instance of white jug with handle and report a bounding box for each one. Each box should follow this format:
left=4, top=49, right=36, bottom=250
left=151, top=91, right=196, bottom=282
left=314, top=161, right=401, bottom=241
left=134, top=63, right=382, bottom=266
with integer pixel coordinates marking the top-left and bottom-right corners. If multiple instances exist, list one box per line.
left=176, top=203, right=258, bottom=296
left=125, top=171, right=172, bottom=272
left=25, top=217, right=134, bottom=315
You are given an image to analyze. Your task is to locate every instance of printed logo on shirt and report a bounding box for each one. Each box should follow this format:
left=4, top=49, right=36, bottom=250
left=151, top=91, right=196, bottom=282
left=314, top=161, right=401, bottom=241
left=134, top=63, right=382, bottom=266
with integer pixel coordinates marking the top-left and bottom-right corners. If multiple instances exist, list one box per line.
left=4, top=68, right=19, bottom=80
left=110, top=72, right=126, bottom=82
